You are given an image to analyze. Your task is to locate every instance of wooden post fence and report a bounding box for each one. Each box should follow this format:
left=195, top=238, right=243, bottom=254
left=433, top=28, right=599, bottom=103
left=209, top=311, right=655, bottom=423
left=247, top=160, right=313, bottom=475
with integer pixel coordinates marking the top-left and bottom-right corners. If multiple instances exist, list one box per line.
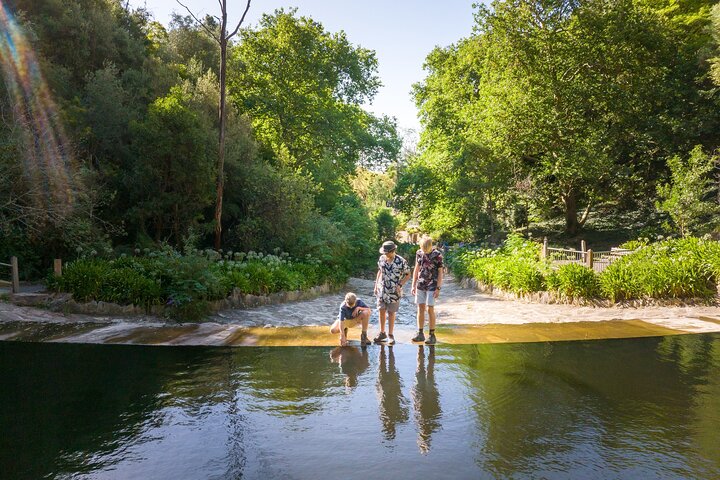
left=54, top=258, right=63, bottom=277
left=580, top=240, right=587, bottom=253
left=585, top=249, right=593, bottom=269
left=542, top=237, right=548, bottom=259
left=10, top=256, right=19, bottom=293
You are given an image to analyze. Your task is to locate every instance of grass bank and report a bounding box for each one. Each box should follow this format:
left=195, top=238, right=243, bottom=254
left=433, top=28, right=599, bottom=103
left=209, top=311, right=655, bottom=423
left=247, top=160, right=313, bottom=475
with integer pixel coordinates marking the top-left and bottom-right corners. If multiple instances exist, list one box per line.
left=47, top=248, right=348, bottom=320
left=448, top=235, right=720, bottom=303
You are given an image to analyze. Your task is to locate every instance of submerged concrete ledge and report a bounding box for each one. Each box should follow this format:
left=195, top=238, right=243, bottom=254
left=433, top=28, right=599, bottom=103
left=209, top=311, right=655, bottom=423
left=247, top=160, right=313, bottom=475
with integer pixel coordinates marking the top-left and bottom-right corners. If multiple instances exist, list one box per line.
left=2, top=275, right=720, bottom=347
left=0, top=319, right=711, bottom=347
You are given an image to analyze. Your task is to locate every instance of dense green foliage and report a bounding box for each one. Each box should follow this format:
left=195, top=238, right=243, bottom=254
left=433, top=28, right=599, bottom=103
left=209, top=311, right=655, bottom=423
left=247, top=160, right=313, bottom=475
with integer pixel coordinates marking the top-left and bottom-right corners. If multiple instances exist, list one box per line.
left=451, top=236, right=720, bottom=302
left=0, top=1, right=399, bottom=278
left=400, top=0, right=720, bottom=241
left=546, top=264, right=601, bottom=299
left=448, top=235, right=547, bottom=294
left=47, top=249, right=346, bottom=320
left=656, top=146, right=720, bottom=236
left=600, top=238, right=720, bottom=301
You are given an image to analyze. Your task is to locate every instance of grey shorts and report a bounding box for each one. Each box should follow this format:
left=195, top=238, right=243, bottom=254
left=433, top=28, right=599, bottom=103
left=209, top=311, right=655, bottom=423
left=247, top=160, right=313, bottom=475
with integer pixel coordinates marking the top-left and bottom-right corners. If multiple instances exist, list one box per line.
left=377, top=300, right=400, bottom=313
left=415, top=289, right=436, bottom=306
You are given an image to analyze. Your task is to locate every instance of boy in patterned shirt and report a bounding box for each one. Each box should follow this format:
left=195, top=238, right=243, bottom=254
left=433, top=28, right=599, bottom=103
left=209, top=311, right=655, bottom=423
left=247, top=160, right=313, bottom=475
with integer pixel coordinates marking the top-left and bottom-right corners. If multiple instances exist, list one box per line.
left=373, top=240, right=411, bottom=345
left=410, top=236, right=444, bottom=344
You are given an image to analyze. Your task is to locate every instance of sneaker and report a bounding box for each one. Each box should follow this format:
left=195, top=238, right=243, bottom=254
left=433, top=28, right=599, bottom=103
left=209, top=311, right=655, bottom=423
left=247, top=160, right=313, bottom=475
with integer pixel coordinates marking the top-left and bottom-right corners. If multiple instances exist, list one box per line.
left=411, top=331, right=425, bottom=343
left=425, top=333, right=437, bottom=345
left=373, top=332, right=388, bottom=343
left=360, top=333, right=372, bottom=346
left=387, top=334, right=396, bottom=345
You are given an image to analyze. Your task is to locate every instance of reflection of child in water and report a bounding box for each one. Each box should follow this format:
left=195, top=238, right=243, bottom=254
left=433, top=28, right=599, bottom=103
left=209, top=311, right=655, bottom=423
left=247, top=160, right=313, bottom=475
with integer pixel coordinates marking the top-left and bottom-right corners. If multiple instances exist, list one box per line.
left=329, top=346, right=369, bottom=388
left=376, top=344, right=409, bottom=440
left=412, top=345, right=441, bottom=454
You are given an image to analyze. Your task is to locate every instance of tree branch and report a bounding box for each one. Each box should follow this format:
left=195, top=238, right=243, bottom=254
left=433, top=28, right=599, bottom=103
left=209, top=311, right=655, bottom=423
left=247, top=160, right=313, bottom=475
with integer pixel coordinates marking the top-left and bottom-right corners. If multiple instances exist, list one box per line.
left=176, top=0, right=221, bottom=43
left=579, top=199, right=593, bottom=226
left=227, top=0, right=252, bottom=40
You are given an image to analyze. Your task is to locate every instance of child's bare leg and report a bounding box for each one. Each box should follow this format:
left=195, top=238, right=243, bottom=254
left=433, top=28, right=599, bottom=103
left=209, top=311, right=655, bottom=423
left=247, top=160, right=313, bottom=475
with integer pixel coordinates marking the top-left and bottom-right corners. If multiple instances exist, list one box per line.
left=360, top=310, right=370, bottom=332
left=330, top=319, right=341, bottom=334
left=428, top=306, right=436, bottom=331
left=388, top=311, right=396, bottom=336
left=379, top=308, right=386, bottom=333
left=417, top=303, right=426, bottom=331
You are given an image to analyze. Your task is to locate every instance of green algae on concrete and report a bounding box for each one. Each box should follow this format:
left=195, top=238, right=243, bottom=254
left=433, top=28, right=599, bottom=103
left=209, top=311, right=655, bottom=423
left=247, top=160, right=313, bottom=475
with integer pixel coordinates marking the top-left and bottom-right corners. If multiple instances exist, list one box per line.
left=221, top=320, right=688, bottom=347
left=698, top=316, right=720, bottom=326
left=104, top=324, right=204, bottom=345
left=0, top=321, right=110, bottom=343
left=224, top=326, right=338, bottom=346
left=434, top=320, right=686, bottom=345
left=0, top=319, right=699, bottom=347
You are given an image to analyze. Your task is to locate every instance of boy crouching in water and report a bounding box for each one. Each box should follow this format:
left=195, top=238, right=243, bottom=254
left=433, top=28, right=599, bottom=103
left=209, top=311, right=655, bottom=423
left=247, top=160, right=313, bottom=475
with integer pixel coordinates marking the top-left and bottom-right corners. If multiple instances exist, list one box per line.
left=330, top=292, right=373, bottom=346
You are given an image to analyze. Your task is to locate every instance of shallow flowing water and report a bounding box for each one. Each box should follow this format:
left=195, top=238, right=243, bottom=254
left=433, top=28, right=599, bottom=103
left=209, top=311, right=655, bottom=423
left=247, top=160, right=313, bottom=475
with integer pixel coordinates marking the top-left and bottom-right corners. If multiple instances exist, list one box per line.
left=2, top=334, right=720, bottom=479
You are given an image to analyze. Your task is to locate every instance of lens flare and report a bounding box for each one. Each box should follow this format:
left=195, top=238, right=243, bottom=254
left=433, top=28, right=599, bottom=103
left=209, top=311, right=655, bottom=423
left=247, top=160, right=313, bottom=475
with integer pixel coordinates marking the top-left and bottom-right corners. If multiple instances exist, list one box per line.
left=0, top=1, right=76, bottom=214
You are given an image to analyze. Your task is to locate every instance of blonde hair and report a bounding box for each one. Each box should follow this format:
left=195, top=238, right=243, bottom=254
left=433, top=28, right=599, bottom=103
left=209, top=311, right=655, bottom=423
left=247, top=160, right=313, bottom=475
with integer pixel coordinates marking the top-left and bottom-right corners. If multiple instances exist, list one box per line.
left=420, top=235, right=433, bottom=253
left=344, top=292, right=357, bottom=306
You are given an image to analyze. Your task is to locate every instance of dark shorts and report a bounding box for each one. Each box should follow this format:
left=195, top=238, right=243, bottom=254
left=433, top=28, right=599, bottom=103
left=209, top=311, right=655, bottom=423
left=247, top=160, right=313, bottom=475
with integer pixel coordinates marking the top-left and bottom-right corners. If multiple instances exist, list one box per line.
left=377, top=300, right=400, bottom=313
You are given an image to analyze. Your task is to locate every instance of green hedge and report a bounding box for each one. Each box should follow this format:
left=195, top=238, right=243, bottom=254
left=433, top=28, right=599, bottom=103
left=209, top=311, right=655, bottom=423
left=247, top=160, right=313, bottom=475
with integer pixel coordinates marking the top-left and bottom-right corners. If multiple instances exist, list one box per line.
left=450, top=236, right=720, bottom=302
left=546, top=264, right=600, bottom=299
left=600, top=237, right=720, bottom=301
left=47, top=249, right=348, bottom=320
left=448, top=234, right=548, bottom=294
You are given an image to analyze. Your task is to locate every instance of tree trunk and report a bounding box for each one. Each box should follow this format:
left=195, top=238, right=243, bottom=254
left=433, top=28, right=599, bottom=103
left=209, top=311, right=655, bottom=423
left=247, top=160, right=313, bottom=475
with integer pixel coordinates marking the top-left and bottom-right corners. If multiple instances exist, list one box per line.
left=563, top=190, right=580, bottom=235
left=214, top=1, right=228, bottom=250
left=487, top=197, right=495, bottom=240
left=177, top=0, right=250, bottom=250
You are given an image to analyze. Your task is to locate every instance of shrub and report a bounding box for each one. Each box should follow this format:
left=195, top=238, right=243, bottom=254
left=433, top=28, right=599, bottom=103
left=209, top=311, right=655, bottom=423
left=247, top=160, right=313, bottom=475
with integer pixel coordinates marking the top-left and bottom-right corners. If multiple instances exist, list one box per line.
left=451, top=234, right=546, bottom=295
left=450, top=235, right=720, bottom=302
left=547, top=264, right=600, bottom=298
left=48, top=259, right=162, bottom=307
left=599, top=237, right=719, bottom=301
left=48, top=247, right=348, bottom=320
left=375, top=208, right=397, bottom=242
left=48, top=259, right=112, bottom=302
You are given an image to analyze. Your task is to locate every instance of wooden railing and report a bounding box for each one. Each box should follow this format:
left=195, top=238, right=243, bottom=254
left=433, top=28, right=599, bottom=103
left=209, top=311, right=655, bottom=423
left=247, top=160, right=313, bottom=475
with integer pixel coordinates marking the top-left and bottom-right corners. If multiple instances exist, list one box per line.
left=0, top=257, right=20, bottom=293
left=541, top=238, right=633, bottom=273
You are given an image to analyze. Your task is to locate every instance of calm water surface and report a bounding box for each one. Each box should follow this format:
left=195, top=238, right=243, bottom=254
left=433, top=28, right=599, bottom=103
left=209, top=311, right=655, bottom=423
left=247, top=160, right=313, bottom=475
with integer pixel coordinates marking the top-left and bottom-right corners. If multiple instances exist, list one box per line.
left=2, top=334, right=720, bottom=479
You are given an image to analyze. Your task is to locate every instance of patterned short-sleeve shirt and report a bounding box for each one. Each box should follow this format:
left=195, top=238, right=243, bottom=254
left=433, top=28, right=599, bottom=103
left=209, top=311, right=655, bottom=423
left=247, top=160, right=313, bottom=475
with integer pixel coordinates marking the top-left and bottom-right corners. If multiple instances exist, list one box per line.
left=415, top=249, right=443, bottom=291
left=377, top=254, right=411, bottom=304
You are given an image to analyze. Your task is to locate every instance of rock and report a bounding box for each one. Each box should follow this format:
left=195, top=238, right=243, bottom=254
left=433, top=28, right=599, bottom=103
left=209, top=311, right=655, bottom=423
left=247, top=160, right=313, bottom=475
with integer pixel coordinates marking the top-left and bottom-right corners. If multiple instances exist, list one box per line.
left=9, top=292, right=52, bottom=308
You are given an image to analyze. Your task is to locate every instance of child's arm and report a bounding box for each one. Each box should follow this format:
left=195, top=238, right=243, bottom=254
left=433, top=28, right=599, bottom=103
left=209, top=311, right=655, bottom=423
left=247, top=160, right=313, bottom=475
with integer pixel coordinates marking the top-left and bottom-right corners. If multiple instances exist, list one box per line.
left=353, top=306, right=371, bottom=317
left=374, top=268, right=382, bottom=295
left=339, top=320, right=348, bottom=345
left=411, top=263, right=419, bottom=295
left=434, top=267, right=444, bottom=298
